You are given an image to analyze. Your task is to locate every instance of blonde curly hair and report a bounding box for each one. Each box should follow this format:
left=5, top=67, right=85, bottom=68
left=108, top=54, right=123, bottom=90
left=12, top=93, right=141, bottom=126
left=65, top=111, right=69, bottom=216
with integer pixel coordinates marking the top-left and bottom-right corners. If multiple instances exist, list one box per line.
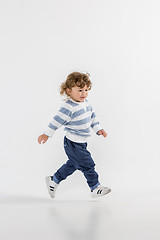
left=60, top=72, right=92, bottom=97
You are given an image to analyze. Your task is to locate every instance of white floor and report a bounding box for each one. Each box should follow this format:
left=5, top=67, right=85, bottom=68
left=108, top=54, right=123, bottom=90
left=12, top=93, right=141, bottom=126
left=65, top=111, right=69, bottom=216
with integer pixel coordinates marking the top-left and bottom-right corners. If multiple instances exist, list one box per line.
left=1, top=191, right=160, bottom=240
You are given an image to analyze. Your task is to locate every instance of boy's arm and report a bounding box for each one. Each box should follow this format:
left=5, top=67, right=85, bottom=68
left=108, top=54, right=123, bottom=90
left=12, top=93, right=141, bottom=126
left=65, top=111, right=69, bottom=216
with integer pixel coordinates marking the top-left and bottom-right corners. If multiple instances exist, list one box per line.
left=90, top=106, right=104, bottom=135
left=43, top=102, right=72, bottom=138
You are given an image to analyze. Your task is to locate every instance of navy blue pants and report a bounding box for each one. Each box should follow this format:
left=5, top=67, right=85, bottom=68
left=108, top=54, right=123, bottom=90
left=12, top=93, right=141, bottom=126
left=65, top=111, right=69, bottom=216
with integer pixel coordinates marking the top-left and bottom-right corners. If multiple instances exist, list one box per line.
left=53, top=136, right=100, bottom=190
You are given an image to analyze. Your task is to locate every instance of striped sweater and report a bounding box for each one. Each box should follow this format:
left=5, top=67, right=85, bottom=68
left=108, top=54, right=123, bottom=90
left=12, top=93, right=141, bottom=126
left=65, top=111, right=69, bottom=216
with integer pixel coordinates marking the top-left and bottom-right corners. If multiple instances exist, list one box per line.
left=44, top=98, right=103, bottom=143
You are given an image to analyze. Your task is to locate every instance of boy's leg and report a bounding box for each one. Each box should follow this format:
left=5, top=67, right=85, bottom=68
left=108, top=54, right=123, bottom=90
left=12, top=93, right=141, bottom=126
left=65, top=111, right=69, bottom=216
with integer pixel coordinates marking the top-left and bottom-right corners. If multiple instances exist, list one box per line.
left=63, top=137, right=100, bottom=190
left=78, top=153, right=100, bottom=191
left=59, top=136, right=100, bottom=190
left=80, top=163, right=100, bottom=191
left=53, top=159, right=77, bottom=183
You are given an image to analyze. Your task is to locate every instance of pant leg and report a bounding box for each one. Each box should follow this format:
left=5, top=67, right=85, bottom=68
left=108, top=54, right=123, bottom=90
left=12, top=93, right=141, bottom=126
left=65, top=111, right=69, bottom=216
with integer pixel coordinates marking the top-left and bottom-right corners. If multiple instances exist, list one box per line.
left=54, top=159, right=76, bottom=183
left=64, top=137, right=100, bottom=189
left=77, top=148, right=99, bottom=189
left=80, top=163, right=99, bottom=189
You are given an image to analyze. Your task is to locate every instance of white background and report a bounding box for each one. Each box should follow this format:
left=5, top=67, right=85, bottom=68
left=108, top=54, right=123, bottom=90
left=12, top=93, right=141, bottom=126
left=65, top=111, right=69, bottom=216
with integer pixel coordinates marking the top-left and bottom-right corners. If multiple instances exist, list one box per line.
left=0, top=0, right=160, bottom=239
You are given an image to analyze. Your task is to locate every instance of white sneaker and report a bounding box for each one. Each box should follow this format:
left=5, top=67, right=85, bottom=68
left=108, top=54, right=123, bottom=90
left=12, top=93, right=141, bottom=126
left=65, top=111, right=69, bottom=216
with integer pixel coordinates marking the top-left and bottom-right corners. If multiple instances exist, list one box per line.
left=45, top=176, right=59, bottom=198
left=91, top=185, right=111, bottom=198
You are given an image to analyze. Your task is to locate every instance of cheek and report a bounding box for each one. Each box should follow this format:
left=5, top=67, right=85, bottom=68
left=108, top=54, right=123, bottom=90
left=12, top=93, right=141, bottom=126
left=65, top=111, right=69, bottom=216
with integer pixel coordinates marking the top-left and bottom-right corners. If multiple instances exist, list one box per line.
left=73, top=92, right=80, bottom=97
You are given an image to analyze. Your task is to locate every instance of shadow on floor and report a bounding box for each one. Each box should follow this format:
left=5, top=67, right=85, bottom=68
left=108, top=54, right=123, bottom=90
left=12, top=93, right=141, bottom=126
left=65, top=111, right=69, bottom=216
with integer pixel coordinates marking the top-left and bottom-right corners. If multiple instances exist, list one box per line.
left=0, top=194, right=100, bottom=205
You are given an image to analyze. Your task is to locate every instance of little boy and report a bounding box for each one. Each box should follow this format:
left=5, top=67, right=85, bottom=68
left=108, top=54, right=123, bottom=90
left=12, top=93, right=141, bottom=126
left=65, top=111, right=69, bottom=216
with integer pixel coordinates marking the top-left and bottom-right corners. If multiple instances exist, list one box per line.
left=38, top=72, right=111, bottom=198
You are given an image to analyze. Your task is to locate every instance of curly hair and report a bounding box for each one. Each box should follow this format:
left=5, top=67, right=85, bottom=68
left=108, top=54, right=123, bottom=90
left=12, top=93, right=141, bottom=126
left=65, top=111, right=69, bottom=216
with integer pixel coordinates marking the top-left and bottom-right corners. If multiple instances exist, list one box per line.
left=60, top=72, right=92, bottom=96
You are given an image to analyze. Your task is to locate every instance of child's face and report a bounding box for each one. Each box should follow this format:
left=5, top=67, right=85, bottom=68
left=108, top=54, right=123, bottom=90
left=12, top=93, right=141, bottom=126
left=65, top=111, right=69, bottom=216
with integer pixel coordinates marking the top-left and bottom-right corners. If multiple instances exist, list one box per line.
left=67, top=85, right=89, bottom=102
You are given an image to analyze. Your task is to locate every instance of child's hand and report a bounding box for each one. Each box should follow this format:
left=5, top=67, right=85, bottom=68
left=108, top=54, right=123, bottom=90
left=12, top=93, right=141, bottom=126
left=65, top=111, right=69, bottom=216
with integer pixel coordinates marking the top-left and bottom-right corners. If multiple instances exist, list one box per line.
left=38, top=134, right=49, bottom=144
left=97, top=129, right=107, bottom=137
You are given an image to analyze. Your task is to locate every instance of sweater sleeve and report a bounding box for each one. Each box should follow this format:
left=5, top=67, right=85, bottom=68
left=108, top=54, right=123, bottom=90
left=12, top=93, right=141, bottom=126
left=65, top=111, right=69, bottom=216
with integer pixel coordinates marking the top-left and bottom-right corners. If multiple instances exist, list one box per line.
left=43, top=101, right=72, bottom=138
left=90, top=106, right=103, bottom=135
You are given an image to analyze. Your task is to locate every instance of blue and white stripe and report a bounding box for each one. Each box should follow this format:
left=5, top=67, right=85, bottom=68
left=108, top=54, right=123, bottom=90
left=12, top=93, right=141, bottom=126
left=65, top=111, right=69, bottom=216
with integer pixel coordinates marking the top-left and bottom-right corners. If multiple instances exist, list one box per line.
left=44, top=99, right=103, bottom=143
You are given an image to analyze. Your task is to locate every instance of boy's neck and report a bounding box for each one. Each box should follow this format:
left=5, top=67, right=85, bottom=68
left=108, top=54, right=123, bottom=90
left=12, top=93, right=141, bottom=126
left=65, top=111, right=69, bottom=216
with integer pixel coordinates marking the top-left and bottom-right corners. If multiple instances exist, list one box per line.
left=69, top=97, right=86, bottom=103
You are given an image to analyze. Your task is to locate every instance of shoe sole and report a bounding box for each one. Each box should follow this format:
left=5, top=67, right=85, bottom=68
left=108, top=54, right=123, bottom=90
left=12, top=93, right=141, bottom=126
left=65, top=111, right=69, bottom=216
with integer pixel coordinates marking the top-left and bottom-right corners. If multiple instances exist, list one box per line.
left=92, top=188, right=111, bottom=198
left=45, top=176, right=55, bottom=198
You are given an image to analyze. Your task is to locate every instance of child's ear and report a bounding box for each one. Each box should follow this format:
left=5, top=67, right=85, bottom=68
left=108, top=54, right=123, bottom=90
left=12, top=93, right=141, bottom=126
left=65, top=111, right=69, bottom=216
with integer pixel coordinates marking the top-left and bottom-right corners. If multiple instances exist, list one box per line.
left=66, top=88, right=71, bottom=95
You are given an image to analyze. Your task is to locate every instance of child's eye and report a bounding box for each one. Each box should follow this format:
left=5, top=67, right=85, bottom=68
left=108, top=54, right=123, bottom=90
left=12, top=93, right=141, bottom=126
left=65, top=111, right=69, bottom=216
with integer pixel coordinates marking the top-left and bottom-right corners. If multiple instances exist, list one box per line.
left=78, top=89, right=88, bottom=92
